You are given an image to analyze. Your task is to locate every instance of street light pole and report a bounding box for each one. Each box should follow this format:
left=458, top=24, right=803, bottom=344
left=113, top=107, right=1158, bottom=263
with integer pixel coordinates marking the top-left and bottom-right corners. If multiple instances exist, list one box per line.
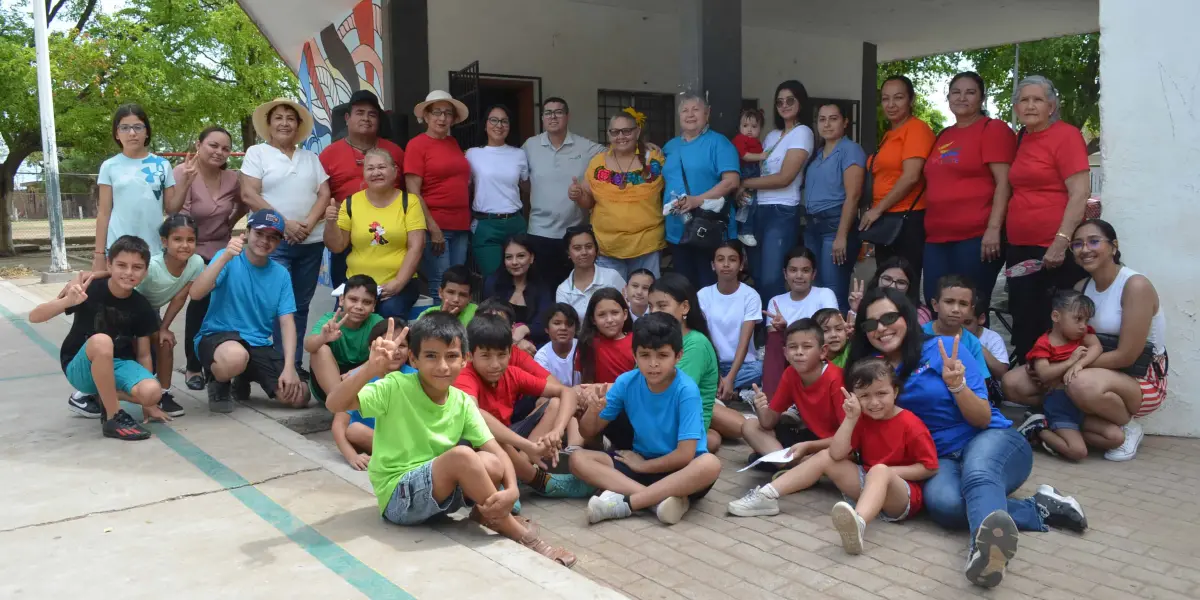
left=32, top=2, right=70, bottom=273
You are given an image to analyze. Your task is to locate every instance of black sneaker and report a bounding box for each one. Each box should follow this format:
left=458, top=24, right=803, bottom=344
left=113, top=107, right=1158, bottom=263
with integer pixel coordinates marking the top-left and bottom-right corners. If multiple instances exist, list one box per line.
left=159, top=391, right=186, bottom=417
left=1034, top=484, right=1088, bottom=532
left=67, top=392, right=102, bottom=418
left=296, top=366, right=310, bottom=383
left=965, top=510, right=1018, bottom=588
left=1017, top=412, right=1047, bottom=443
left=207, top=379, right=234, bottom=413
left=231, top=375, right=251, bottom=402
left=101, top=409, right=151, bottom=441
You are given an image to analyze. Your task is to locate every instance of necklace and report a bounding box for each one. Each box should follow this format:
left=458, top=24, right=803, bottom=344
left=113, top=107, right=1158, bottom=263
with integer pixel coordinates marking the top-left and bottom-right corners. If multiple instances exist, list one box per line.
left=345, top=139, right=376, bottom=154
left=611, top=151, right=637, bottom=190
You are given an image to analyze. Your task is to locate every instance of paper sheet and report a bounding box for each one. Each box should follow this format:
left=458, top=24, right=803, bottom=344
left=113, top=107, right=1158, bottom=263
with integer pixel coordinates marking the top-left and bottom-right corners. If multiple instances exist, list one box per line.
left=737, top=447, right=796, bottom=472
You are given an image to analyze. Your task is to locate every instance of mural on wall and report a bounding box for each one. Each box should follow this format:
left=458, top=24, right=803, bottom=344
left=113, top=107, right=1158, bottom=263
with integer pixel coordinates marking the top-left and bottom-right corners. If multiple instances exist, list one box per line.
left=297, top=0, right=386, bottom=152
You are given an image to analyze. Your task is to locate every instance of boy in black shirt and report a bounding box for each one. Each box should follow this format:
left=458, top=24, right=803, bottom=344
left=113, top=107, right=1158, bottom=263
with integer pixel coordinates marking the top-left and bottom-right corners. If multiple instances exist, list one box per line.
left=31, top=236, right=170, bottom=440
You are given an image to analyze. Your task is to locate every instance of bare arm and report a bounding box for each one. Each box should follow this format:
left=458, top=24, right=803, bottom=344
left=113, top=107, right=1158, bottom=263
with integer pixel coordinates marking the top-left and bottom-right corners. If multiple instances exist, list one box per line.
left=279, top=314, right=297, bottom=372
left=94, top=185, right=113, bottom=269
left=305, top=181, right=332, bottom=231
left=1077, top=334, right=1103, bottom=369
left=827, top=414, right=858, bottom=461
left=699, top=171, right=740, bottom=200
left=1056, top=171, right=1091, bottom=241
left=952, top=383, right=994, bottom=428
left=324, top=220, right=350, bottom=253
left=543, top=381, right=579, bottom=434
left=871, top=157, right=925, bottom=213
left=159, top=284, right=190, bottom=330
left=632, top=439, right=698, bottom=474
left=984, top=162, right=1012, bottom=235
left=1033, top=357, right=1075, bottom=385
left=837, top=165, right=865, bottom=241
left=405, top=175, right=442, bottom=235
left=744, top=148, right=809, bottom=190
left=578, top=398, right=611, bottom=440
left=326, top=366, right=371, bottom=413
left=890, top=464, right=937, bottom=482
left=741, top=151, right=769, bottom=162
left=981, top=347, right=1009, bottom=378
left=29, top=296, right=76, bottom=323
left=723, top=321, right=757, bottom=386
left=478, top=438, right=519, bottom=495
left=478, top=406, right=541, bottom=452
left=136, top=336, right=153, bottom=373
left=189, top=248, right=235, bottom=300
left=239, top=173, right=271, bottom=212
left=166, top=175, right=189, bottom=213
left=1092, top=277, right=1158, bottom=371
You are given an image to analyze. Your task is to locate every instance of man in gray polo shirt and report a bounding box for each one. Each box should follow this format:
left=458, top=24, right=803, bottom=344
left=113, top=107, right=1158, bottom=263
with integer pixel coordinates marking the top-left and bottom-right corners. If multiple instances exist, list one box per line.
left=522, top=97, right=605, bottom=283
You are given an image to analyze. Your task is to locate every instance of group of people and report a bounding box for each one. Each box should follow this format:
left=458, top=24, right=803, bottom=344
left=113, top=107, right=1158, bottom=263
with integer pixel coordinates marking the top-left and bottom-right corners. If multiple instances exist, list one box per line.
left=37, top=70, right=1168, bottom=589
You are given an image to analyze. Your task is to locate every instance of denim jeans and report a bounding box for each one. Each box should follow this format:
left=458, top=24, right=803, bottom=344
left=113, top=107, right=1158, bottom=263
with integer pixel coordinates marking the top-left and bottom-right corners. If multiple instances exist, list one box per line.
left=376, top=279, right=421, bottom=320
left=329, top=247, right=350, bottom=290
left=804, top=206, right=859, bottom=312
left=922, top=427, right=1046, bottom=549
left=270, top=241, right=325, bottom=367
left=667, top=243, right=717, bottom=290
left=596, top=251, right=661, bottom=281
left=719, top=359, right=763, bottom=391
left=749, top=204, right=799, bottom=304
left=923, top=237, right=1005, bottom=308
left=421, top=230, right=470, bottom=303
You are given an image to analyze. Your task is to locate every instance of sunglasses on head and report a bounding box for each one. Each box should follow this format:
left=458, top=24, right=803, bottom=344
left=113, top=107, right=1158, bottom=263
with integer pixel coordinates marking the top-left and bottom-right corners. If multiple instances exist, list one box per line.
left=861, top=312, right=902, bottom=332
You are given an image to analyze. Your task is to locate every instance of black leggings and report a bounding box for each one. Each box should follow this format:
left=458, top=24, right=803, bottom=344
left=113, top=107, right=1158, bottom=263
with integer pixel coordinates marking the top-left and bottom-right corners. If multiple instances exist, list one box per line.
left=1005, top=244, right=1085, bottom=362
left=184, top=258, right=211, bottom=373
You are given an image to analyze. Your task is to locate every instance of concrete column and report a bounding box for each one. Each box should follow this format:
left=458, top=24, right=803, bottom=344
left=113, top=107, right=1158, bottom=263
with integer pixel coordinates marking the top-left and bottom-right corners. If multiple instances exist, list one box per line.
left=860, top=42, right=878, bottom=153
left=388, top=0, right=430, bottom=145
left=679, top=0, right=742, bottom=137
left=1099, top=0, right=1200, bottom=437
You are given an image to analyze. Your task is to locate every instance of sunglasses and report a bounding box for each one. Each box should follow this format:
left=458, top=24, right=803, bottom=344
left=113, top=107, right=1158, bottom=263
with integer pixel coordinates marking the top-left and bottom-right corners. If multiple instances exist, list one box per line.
left=775, top=96, right=798, bottom=108
left=608, top=127, right=637, bottom=138
left=861, top=312, right=902, bottom=332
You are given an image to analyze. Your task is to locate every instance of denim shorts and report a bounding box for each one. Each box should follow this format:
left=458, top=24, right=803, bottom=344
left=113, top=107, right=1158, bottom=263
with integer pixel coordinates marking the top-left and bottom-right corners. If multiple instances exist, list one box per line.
left=382, top=460, right=472, bottom=526
left=64, top=344, right=155, bottom=396
left=1044, top=389, right=1083, bottom=431
left=842, top=464, right=918, bottom=522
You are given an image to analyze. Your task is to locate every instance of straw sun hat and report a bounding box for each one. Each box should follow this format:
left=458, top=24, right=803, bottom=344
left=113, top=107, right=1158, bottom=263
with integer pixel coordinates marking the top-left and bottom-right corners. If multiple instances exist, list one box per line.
left=413, top=90, right=469, bottom=125
left=252, top=98, right=314, bottom=142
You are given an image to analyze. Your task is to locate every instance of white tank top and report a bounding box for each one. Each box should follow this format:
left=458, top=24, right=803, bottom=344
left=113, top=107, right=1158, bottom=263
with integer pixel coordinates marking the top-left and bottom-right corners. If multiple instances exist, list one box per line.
left=1083, top=266, right=1167, bottom=355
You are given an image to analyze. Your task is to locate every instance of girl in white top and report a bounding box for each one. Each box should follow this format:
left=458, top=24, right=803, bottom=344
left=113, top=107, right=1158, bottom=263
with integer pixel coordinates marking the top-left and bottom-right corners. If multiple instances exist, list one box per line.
left=556, top=226, right=626, bottom=318
left=467, top=105, right=530, bottom=276
left=534, top=303, right=581, bottom=386
left=698, top=241, right=762, bottom=400
left=763, top=246, right=839, bottom=331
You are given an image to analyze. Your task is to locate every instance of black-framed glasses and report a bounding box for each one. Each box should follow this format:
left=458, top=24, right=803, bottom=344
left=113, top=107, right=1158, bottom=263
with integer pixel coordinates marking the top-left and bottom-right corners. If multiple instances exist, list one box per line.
left=542, top=109, right=567, bottom=118
left=117, top=124, right=146, bottom=134
left=1070, top=236, right=1109, bottom=253
left=775, top=96, right=797, bottom=108
left=861, top=312, right=902, bottom=332
left=487, top=117, right=510, bottom=126
left=608, top=127, right=637, bottom=138
left=878, top=275, right=909, bottom=291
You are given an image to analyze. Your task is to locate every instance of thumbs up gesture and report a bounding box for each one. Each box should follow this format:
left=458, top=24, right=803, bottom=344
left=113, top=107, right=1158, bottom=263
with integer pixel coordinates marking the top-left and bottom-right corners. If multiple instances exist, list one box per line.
left=567, top=176, right=584, bottom=202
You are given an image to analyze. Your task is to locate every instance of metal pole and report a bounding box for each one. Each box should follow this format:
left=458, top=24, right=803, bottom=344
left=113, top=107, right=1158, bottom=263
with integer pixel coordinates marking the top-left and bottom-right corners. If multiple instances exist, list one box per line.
left=1011, top=43, right=1020, bottom=128
left=33, top=2, right=69, bottom=272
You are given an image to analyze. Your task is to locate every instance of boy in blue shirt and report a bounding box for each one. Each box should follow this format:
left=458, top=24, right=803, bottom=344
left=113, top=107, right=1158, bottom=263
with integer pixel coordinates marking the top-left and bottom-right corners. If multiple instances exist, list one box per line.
left=570, top=312, right=723, bottom=526
left=923, top=275, right=992, bottom=382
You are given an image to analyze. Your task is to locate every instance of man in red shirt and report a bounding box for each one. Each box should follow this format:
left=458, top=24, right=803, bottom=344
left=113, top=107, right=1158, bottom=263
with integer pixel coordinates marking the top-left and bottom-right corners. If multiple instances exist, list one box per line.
left=319, top=90, right=405, bottom=288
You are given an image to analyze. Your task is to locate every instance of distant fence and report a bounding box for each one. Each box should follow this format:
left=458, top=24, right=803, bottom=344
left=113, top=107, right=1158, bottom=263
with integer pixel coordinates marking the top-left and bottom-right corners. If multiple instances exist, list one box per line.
left=10, top=175, right=100, bottom=243
left=11, top=190, right=98, bottom=221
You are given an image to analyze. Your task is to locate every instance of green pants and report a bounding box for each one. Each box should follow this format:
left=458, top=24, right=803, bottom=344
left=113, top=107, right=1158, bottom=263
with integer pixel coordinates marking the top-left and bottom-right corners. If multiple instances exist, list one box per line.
left=471, top=215, right=528, bottom=278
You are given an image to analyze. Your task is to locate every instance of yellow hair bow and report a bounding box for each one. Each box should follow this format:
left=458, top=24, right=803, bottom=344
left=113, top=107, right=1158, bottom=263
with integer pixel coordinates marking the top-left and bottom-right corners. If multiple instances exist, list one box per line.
left=622, top=107, right=646, bottom=129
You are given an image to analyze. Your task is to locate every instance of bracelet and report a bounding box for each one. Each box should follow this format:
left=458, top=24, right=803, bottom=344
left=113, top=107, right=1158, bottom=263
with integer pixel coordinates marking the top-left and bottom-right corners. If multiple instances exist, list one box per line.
left=948, top=382, right=967, bottom=394
left=1055, top=232, right=1071, bottom=241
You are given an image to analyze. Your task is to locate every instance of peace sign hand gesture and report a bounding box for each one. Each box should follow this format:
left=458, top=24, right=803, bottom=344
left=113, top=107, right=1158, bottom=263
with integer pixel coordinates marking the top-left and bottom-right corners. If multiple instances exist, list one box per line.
left=938, top=335, right=966, bottom=391
left=762, top=300, right=786, bottom=331
left=320, top=310, right=349, bottom=344
left=64, top=272, right=94, bottom=307
left=181, top=152, right=200, bottom=180
left=840, top=387, right=861, bottom=420
left=367, top=318, right=410, bottom=377
left=847, top=278, right=865, bottom=314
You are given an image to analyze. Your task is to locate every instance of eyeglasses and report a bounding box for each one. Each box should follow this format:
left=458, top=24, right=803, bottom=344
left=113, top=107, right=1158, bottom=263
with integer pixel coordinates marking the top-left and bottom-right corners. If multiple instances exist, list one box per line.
left=487, top=117, right=510, bottom=126
left=861, top=312, right=903, bottom=332
left=428, top=109, right=455, bottom=119
left=775, top=97, right=798, bottom=108
left=117, top=124, right=146, bottom=134
left=542, top=109, right=567, bottom=118
left=607, top=127, right=637, bottom=138
left=878, top=275, right=910, bottom=291
left=1069, top=236, right=1109, bottom=253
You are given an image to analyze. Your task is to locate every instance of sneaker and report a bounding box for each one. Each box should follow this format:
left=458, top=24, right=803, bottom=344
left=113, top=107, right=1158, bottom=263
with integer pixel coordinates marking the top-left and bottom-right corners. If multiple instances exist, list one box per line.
left=965, top=510, right=1018, bottom=588
left=1105, top=420, right=1144, bottom=462
left=1017, top=412, right=1047, bottom=443
left=1034, top=484, right=1088, bottom=532
left=738, top=233, right=758, bottom=247
left=586, top=490, right=632, bottom=524
left=232, top=375, right=251, bottom=402
left=67, top=392, right=102, bottom=418
left=655, top=496, right=690, bottom=525
left=540, top=473, right=596, bottom=498
left=207, top=380, right=234, bottom=413
left=185, top=373, right=205, bottom=390
left=727, top=485, right=780, bottom=517
left=831, top=501, right=866, bottom=555
left=296, top=366, right=311, bottom=383
left=159, top=391, right=186, bottom=417
left=1040, top=441, right=1060, bottom=457
left=101, top=409, right=151, bottom=441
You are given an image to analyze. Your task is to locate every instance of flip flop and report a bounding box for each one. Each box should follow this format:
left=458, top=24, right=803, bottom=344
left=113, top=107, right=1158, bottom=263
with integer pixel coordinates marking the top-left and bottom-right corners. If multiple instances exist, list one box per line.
left=186, top=374, right=205, bottom=390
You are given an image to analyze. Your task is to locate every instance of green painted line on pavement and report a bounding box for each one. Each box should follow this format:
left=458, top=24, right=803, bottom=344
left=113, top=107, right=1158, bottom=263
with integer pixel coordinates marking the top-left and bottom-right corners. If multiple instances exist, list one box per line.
left=0, top=371, right=62, bottom=382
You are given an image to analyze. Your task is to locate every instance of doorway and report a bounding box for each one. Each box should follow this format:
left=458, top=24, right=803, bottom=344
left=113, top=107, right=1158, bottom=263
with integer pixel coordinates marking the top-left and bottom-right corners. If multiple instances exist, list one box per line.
left=478, top=75, right=541, bottom=146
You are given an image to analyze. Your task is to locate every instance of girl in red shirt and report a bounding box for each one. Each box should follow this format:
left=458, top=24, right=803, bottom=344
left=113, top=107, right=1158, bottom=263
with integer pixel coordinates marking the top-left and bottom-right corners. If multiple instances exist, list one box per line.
left=575, top=287, right=635, bottom=448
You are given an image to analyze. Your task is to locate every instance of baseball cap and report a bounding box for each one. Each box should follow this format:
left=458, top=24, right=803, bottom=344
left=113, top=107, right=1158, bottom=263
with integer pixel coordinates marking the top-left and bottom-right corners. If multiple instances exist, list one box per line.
left=247, top=209, right=285, bottom=234
left=348, top=90, right=383, bottom=114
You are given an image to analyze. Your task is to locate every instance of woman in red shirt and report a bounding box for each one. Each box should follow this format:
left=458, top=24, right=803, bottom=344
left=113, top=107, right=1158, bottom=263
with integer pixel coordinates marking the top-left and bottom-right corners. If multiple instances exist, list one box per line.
left=404, top=90, right=472, bottom=303
left=1005, top=76, right=1091, bottom=360
left=922, top=72, right=1016, bottom=309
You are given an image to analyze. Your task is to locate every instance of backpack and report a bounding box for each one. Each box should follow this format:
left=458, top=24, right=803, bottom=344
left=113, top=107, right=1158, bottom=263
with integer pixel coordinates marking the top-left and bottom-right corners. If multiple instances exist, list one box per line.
left=344, top=190, right=409, bottom=218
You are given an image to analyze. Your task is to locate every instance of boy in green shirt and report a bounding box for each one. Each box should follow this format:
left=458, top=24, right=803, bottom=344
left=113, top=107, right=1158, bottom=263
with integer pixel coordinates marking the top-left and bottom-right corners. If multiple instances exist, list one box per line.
left=813, top=308, right=850, bottom=368
left=418, top=265, right=477, bottom=326
left=326, top=313, right=576, bottom=567
left=306, top=275, right=385, bottom=403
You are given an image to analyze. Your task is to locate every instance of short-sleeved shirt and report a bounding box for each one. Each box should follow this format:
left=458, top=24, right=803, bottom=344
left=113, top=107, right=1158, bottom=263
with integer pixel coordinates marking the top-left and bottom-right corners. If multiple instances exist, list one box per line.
left=870, top=118, right=936, bottom=213
left=1027, top=329, right=1092, bottom=364
left=403, top=133, right=471, bottom=231
left=757, top=126, right=815, bottom=207
left=677, top=329, right=719, bottom=428
left=769, top=363, right=846, bottom=438
left=923, top=119, right=1017, bottom=242
left=454, top=363, right=548, bottom=425
left=698, top=282, right=762, bottom=363
left=555, top=267, right=627, bottom=318
left=319, top=138, right=406, bottom=202
left=977, top=327, right=1009, bottom=365
left=337, top=190, right=427, bottom=283
left=804, top=138, right=867, bottom=216
left=466, top=145, right=528, bottom=215
left=535, top=340, right=578, bottom=386
left=1006, top=121, right=1090, bottom=247
left=174, top=165, right=241, bottom=260
left=136, top=253, right=204, bottom=309
left=732, top=134, right=763, bottom=163
left=585, top=149, right=667, bottom=259
left=576, top=334, right=634, bottom=384
left=851, top=409, right=940, bottom=471
left=921, top=322, right=992, bottom=378
left=662, top=129, right=741, bottom=244
left=897, top=336, right=1010, bottom=456
left=309, top=311, right=384, bottom=368
left=767, top=288, right=840, bottom=326
left=241, top=144, right=329, bottom=244
left=358, top=372, right=493, bottom=512
left=418, top=303, right=478, bottom=327
left=60, top=279, right=157, bottom=371
left=522, top=132, right=606, bottom=238
left=196, top=250, right=296, bottom=349
left=98, top=153, right=175, bottom=255
left=829, top=345, right=850, bottom=368
left=600, top=368, right=707, bottom=459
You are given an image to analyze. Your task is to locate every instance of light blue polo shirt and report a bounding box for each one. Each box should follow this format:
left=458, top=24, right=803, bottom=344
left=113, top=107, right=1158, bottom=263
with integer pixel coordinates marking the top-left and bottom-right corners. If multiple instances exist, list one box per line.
left=662, top=129, right=741, bottom=244
left=803, top=138, right=867, bottom=216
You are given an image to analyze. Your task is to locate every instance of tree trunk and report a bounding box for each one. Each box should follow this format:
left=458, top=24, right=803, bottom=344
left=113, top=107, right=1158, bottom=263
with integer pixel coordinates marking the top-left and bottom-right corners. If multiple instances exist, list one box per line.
left=241, top=115, right=256, bottom=152
left=0, top=146, right=35, bottom=257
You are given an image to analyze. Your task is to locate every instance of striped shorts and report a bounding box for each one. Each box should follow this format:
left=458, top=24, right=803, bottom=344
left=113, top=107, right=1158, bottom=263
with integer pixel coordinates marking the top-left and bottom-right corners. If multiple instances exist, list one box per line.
left=1134, top=354, right=1168, bottom=418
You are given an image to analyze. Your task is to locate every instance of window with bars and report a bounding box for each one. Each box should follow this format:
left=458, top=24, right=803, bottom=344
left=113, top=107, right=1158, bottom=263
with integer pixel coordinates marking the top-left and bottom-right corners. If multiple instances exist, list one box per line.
left=597, top=90, right=676, bottom=147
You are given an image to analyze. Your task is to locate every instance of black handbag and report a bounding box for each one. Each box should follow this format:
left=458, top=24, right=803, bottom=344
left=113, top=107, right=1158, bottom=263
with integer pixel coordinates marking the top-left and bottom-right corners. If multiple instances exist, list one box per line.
left=1094, top=333, right=1159, bottom=378
left=676, top=162, right=728, bottom=250
left=859, top=130, right=928, bottom=247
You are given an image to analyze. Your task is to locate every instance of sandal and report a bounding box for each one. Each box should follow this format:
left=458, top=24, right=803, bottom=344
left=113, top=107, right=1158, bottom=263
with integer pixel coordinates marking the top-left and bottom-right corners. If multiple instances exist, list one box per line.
left=520, top=533, right=576, bottom=568
left=469, top=507, right=539, bottom=538
left=185, top=374, right=205, bottom=390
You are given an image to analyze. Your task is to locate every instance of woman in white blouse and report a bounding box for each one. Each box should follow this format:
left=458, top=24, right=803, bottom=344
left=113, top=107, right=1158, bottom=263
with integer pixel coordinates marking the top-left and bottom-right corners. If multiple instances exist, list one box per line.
left=467, top=105, right=529, bottom=278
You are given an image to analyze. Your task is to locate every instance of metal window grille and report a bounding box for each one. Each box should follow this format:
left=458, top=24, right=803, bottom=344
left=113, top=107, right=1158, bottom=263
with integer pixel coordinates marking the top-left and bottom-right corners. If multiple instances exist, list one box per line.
left=597, top=90, right=676, bottom=148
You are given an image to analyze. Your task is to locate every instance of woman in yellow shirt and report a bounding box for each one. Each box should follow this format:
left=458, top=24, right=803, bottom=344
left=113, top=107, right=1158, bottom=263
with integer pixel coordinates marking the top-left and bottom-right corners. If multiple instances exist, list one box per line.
left=570, top=109, right=666, bottom=280
left=324, top=149, right=427, bottom=318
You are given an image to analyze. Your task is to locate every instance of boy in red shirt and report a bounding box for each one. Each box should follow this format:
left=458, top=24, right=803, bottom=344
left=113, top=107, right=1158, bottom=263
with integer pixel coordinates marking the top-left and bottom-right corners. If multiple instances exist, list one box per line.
left=732, top=109, right=768, bottom=246
left=455, top=314, right=593, bottom=498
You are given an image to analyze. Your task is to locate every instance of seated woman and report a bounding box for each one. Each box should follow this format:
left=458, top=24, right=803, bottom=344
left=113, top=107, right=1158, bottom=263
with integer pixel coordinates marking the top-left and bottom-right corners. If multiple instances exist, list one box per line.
left=849, top=256, right=932, bottom=325
left=484, top=234, right=556, bottom=348
left=849, top=286, right=1086, bottom=589
left=324, top=149, right=426, bottom=319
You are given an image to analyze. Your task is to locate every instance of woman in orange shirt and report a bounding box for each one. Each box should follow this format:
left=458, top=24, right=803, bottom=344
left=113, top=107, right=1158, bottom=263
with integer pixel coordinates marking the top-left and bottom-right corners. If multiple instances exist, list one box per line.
left=863, top=76, right=936, bottom=277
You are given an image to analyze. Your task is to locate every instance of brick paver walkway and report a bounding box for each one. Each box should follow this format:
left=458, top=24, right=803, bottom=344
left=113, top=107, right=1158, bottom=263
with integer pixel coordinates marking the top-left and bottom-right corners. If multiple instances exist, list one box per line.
left=522, top=433, right=1200, bottom=600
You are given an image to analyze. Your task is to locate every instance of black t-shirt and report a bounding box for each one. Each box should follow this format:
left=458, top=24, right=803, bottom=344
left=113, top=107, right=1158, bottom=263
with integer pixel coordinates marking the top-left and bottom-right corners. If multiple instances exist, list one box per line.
left=59, top=278, right=158, bottom=371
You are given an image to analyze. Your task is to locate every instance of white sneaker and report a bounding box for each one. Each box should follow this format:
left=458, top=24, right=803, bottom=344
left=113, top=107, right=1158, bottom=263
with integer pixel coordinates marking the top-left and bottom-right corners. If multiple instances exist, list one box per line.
left=587, top=490, right=632, bottom=524
left=831, top=501, right=866, bottom=554
left=1105, top=420, right=1144, bottom=462
left=727, top=486, right=780, bottom=517
left=655, top=496, right=690, bottom=525
left=738, top=233, right=758, bottom=247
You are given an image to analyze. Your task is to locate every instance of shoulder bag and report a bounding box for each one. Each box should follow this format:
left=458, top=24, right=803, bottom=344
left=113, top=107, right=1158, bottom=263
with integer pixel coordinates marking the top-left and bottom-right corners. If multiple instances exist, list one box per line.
left=676, top=162, right=728, bottom=250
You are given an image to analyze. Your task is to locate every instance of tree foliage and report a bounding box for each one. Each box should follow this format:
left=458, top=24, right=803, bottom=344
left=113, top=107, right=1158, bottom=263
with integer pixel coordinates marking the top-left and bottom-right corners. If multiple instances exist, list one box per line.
left=876, top=55, right=959, bottom=139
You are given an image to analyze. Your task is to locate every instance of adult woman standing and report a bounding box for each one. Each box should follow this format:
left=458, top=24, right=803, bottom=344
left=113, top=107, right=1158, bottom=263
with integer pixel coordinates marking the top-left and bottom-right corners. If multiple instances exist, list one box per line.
left=240, top=98, right=331, bottom=373
left=862, top=76, right=936, bottom=277
left=662, top=93, right=741, bottom=288
left=467, top=105, right=529, bottom=278
left=850, top=287, right=1087, bottom=588
left=741, top=80, right=814, bottom=302
left=483, top=234, right=556, bottom=347
left=922, top=72, right=1016, bottom=308
left=801, top=102, right=866, bottom=310
left=167, top=126, right=242, bottom=390
left=405, top=90, right=471, bottom=302
left=572, top=110, right=666, bottom=280
left=324, top=149, right=426, bottom=318
left=1005, top=75, right=1092, bottom=360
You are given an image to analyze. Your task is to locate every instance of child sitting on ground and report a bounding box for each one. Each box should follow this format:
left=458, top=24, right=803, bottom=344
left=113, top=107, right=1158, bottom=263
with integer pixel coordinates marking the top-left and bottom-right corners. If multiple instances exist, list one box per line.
left=812, top=308, right=851, bottom=368
left=570, top=313, right=722, bottom=525
left=326, top=314, right=575, bottom=567
left=732, top=108, right=767, bottom=247
left=306, top=275, right=385, bottom=406
left=729, top=358, right=939, bottom=557
left=625, top=268, right=655, bottom=321
left=419, top=265, right=477, bottom=326
left=330, top=319, right=416, bottom=470
left=963, top=302, right=1010, bottom=406
left=534, top=303, right=580, bottom=386
left=923, top=275, right=993, bottom=382
left=1014, top=291, right=1101, bottom=461
left=575, top=288, right=636, bottom=449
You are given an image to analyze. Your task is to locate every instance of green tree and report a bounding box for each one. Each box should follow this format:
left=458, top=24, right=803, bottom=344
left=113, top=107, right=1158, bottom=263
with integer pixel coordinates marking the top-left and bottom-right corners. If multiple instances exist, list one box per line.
left=0, top=0, right=294, bottom=255
left=876, top=56, right=958, bottom=140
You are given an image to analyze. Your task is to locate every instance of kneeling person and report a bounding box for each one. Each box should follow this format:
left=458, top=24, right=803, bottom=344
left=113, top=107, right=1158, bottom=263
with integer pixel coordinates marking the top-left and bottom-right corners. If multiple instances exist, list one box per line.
left=306, top=274, right=384, bottom=404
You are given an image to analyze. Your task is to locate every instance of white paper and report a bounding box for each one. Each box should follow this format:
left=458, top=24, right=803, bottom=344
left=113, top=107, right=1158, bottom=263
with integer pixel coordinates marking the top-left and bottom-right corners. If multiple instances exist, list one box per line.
left=331, top=283, right=346, bottom=297
left=737, top=448, right=796, bottom=472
